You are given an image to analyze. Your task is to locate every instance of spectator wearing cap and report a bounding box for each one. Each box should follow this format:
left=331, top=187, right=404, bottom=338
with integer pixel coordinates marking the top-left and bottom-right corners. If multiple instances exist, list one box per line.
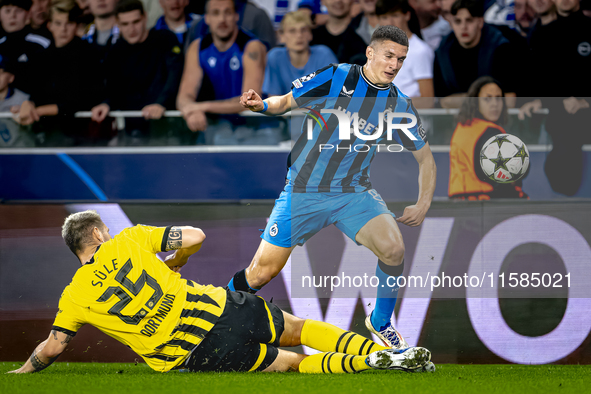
left=0, top=0, right=51, bottom=93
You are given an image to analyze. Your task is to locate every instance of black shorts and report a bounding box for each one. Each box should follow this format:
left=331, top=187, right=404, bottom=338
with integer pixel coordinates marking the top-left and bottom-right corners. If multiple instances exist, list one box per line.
left=185, top=290, right=285, bottom=372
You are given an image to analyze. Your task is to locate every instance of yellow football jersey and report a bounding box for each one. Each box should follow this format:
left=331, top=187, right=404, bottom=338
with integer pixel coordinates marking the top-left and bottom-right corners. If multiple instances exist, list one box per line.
left=53, top=225, right=227, bottom=372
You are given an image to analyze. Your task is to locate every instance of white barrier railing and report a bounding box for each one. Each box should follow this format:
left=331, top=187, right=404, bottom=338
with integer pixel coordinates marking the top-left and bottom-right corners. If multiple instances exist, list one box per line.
left=0, top=108, right=549, bottom=119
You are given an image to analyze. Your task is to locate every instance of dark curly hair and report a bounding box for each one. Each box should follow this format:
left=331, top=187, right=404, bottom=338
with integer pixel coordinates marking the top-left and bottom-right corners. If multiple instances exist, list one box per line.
left=457, top=76, right=507, bottom=126
left=374, top=0, right=423, bottom=39
left=451, top=0, right=484, bottom=18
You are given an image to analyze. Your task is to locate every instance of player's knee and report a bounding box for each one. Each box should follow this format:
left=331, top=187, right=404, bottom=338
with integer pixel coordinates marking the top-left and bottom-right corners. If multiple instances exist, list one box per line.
left=380, top=244, right=405, bottom=266
left=280, top=315, right=305, bottom=347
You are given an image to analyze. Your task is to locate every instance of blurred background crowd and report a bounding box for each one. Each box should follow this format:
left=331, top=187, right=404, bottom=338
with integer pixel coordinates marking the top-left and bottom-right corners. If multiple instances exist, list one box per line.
left=0, top=0, right=589, bottom=159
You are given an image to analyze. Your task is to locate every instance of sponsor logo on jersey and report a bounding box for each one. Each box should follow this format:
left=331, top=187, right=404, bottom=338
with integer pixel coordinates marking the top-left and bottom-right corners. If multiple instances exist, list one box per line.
left=340, top=86, right=355, bottom=97
left=140, top=294, right=176, bottom=337
left=207, top=57, right=217, bottom=68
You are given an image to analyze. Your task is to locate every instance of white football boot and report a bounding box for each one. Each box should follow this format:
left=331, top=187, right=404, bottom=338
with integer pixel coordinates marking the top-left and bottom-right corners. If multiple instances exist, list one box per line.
left=367, top=347, right=431, bottom=371
left=410, top=361, right=436, bottom=373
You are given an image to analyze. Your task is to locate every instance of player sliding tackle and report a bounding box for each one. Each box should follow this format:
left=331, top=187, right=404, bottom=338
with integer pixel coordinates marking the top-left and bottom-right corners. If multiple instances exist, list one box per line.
left=8, top=211, right=431, bottom=374
left=232, top=25, right=436, bottom=365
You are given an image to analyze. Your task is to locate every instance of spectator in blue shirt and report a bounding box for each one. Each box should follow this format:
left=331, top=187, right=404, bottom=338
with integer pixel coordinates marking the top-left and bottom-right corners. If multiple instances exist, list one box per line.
left=176, top=0, right=266, bottom=136
left=263, top=10, right=337, bottom=97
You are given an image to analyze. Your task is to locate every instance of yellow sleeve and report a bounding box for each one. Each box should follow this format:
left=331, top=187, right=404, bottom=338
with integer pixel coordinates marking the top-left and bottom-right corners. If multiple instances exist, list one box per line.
left=126, top=225, right=171, bottom=254
left=52, top=289, right=87, bottom=336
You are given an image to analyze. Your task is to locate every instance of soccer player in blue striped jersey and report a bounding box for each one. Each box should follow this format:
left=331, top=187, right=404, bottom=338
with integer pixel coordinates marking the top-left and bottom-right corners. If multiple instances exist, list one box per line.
left=231, top=25, right=437, bottom=356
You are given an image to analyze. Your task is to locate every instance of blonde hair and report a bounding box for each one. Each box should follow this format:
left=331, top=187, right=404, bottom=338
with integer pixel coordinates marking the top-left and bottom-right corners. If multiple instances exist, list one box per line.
left=62, top=210, right=105, bottom=255
left=279, top=10, right=313, bottom=32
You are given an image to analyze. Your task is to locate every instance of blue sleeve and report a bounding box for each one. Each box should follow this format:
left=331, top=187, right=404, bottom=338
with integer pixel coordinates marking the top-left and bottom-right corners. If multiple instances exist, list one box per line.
left=387, top=94, right=428, bottom=151
left=291, top=63, right=337, bottom=108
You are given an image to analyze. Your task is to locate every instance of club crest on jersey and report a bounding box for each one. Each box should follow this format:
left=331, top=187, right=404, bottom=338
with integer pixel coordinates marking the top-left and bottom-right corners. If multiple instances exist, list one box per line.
left=269, top=223, right=278, bottom=237
left=578, top=42, right=590, bottom=57
left=230, top=55, right=240, bottom=71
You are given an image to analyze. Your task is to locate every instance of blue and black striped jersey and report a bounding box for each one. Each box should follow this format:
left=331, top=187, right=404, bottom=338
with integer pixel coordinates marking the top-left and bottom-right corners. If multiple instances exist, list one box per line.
left=287, top=63, right=427, bottom=193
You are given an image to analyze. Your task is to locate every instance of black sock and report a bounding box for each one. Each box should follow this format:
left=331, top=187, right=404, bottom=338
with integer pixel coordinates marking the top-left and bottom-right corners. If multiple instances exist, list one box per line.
left=228, top=269, right=258, bottom=294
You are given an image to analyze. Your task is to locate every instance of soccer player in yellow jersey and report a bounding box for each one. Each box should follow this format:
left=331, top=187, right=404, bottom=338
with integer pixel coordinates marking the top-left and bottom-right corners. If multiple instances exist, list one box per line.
left=8, top=210, right=432, bottom=374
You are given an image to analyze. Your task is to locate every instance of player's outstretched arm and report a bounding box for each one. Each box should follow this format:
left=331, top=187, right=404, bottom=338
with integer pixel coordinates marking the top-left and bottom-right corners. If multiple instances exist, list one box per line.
left=396, top=142, right=437, bottom=227
left=163, top=226, right=206, bottom=270
left=240, top=90, right=294, bottom=115
left=7, top=330, right=72, bottom=374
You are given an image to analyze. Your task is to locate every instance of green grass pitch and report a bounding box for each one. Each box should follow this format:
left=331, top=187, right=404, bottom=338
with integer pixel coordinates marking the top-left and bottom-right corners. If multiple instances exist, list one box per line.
left=1, top=362, right=589, bottom=394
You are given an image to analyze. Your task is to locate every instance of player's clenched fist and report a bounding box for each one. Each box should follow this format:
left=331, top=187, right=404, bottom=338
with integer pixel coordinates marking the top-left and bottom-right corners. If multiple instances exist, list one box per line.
left=240, top=89, right=264, bottom=112
left=396, top=204, right=428, bottom=227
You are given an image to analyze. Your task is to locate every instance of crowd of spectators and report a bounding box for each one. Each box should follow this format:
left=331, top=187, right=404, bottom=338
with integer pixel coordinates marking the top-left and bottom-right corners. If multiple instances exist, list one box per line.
left=0, top=0, right=589, bottom=148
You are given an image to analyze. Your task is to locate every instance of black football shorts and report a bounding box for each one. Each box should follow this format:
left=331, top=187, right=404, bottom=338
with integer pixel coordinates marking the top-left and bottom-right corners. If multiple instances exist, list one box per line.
left=185, top=289, right=285, bottom=372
